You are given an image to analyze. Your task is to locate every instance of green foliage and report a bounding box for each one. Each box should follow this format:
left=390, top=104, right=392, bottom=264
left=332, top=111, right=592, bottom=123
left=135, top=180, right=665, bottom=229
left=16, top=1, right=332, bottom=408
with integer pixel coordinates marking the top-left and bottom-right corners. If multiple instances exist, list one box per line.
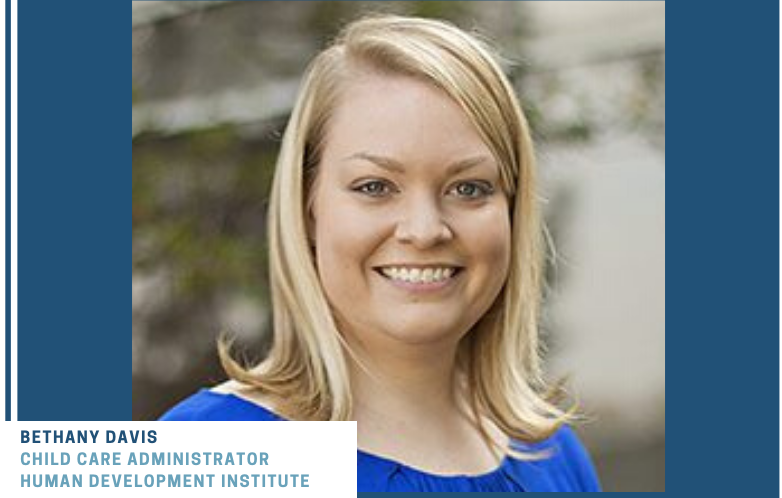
left=133, top=123, right=277, bottom=306
left=410, top=1, right=469, bottom=22
left=307, top=1, right=356, bottom=44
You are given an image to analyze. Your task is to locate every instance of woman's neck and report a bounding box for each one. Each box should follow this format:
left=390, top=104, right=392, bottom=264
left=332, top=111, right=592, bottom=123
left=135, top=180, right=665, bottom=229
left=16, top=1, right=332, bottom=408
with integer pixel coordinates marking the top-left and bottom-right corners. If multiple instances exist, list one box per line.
left=348, top=339, right=461, bottom=423
left=346, top=338, right=507, bottom=475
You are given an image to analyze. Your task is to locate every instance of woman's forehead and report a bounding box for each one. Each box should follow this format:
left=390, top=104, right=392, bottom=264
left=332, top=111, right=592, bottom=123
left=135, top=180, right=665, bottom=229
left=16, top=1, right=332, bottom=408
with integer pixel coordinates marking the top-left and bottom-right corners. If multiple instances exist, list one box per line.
left=322, top=72, right=493, bottom=166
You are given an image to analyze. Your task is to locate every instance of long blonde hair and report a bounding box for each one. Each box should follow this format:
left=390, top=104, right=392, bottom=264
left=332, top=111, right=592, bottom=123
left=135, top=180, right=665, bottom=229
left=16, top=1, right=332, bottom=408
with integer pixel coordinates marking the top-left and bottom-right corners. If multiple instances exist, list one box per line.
left=221, top=14, right=574, bottom=445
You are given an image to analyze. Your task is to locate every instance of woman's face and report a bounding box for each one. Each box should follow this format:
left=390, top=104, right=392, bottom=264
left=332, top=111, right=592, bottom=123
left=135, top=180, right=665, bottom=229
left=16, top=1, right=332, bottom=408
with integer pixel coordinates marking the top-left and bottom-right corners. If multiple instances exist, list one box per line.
left=310, top=71, right=511, bottom=350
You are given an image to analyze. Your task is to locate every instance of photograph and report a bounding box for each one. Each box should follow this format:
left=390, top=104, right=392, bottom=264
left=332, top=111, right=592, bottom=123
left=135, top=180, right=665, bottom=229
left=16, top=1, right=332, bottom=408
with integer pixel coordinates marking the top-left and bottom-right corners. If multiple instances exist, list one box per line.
left=133, top=1, right=665, bottom=492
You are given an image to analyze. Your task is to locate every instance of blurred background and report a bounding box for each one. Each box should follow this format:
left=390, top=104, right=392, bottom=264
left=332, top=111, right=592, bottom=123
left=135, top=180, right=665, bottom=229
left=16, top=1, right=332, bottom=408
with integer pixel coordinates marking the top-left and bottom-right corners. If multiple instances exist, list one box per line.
left=132, top=1, right=665, bottom=491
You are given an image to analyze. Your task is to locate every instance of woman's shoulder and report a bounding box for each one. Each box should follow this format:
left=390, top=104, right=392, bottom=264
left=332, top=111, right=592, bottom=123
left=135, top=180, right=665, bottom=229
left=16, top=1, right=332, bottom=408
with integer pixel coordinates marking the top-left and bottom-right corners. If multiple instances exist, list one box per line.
left=158, top=381, right=283, bottom=422
left=507, top=425, right=602, bottom=492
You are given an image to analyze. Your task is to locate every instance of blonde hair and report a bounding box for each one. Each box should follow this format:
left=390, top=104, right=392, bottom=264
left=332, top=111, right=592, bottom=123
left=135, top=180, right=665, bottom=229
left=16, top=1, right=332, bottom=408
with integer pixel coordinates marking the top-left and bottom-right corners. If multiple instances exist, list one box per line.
left=221, top=14, right=574, bottom=445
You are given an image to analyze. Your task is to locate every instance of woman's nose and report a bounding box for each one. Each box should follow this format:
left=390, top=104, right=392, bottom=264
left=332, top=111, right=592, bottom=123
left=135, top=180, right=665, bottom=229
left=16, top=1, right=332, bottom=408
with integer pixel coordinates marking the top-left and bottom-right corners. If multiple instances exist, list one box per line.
left=394, top=195, right=454, bottom=248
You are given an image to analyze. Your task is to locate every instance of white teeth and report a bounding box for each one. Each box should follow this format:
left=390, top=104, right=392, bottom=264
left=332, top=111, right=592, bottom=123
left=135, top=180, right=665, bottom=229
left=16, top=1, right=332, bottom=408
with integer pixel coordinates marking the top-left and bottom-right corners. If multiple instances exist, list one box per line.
left=379, top=266, right=458, bottom=284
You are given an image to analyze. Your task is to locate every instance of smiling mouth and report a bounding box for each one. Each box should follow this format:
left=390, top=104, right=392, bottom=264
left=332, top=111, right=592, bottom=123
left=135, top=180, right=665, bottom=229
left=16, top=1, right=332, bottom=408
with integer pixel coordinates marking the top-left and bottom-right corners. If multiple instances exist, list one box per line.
left=373, top=266, right=464, bottom=285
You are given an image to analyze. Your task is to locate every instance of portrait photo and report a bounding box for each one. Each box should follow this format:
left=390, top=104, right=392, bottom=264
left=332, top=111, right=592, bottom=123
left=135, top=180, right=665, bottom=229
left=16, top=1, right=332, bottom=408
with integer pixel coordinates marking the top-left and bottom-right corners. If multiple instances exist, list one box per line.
left=132, top=1, right=665, bottom=491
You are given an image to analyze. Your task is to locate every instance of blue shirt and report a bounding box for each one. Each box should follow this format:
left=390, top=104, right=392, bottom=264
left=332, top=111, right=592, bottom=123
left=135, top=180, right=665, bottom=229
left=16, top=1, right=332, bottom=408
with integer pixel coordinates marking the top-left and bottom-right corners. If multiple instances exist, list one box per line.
left=160, top=389, right=601, bottom=492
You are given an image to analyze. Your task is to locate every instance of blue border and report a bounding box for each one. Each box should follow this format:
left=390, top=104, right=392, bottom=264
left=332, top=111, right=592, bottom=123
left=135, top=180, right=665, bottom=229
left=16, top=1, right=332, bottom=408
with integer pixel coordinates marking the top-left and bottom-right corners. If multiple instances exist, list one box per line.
left=667, top=0, right=778, bottom=496
left=4, top=0, right=780, bottom=494
left=4, top=0, right=9, bottom=422
left=14, top=0, right=127, bottom=421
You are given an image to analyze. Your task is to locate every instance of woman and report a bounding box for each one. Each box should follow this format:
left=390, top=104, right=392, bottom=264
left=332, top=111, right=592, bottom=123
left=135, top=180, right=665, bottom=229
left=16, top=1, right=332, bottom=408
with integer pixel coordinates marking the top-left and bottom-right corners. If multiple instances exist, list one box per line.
left=161, top=14, right=601, bottom=492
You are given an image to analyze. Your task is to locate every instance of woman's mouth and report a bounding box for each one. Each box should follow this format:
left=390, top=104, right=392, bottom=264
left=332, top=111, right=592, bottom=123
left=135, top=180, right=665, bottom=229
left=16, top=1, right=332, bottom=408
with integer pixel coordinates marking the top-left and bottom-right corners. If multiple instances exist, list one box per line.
left=373, top=265, right=463, bottom=292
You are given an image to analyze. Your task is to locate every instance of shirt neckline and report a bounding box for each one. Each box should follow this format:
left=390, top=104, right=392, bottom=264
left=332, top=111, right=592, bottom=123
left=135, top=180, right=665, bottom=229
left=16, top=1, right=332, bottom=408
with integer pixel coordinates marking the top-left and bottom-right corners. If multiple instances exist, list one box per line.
left=356, top=445, right=513, bottom=481
left=203, top=389, right=520, bottom=482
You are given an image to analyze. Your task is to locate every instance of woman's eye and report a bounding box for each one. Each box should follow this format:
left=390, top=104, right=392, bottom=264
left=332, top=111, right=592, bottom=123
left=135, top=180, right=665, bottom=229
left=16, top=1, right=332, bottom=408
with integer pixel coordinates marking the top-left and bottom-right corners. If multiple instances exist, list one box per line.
left=450, top=181, right=494, bottom=199
left=353, top=180, right=393, bottom=198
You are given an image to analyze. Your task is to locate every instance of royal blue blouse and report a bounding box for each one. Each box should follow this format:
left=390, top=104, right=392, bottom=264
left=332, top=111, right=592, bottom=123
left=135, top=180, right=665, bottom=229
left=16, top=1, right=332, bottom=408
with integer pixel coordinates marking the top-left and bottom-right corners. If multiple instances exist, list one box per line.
left=160, top=390, right=601, bottom=492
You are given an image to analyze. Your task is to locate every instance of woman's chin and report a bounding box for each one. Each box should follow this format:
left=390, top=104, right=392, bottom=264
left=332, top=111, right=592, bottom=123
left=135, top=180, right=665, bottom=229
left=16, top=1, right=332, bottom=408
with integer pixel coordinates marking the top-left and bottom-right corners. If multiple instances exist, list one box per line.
left=378, top=321, right=466, bottom=347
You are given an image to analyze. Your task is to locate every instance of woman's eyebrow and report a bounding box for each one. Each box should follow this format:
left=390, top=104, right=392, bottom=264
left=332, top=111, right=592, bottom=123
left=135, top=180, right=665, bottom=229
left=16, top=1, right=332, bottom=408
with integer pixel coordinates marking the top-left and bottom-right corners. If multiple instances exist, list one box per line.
left=344, top=152, right=494, bottom=175
left=344, top=152, right=405, bottom=173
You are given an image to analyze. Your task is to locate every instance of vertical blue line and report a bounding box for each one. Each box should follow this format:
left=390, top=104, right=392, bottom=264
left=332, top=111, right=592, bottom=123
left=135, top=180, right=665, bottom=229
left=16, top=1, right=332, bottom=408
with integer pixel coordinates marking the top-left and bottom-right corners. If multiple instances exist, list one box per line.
left=4, top=0, right=10, bottom=421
